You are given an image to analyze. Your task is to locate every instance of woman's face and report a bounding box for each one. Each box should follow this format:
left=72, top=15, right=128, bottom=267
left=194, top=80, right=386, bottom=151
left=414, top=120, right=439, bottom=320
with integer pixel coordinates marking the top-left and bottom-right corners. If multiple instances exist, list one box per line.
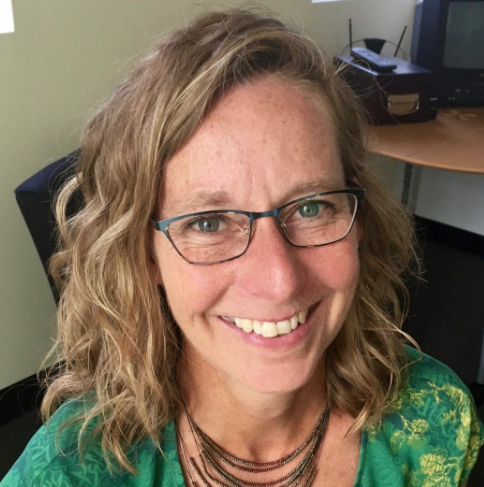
left=152, top=78, right=360, bottom=395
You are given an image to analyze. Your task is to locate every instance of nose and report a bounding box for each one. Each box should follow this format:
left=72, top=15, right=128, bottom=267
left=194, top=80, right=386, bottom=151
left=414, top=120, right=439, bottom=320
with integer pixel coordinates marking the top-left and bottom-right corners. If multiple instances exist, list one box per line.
left=234, top=217, right=304, bottom=304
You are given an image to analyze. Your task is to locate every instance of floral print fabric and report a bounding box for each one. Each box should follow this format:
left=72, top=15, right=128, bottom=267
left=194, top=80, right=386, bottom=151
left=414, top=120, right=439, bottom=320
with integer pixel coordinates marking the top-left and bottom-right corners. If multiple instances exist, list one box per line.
left=1, top=346, right=483, bottom=487
left=358, top=346, right=484, bottom=486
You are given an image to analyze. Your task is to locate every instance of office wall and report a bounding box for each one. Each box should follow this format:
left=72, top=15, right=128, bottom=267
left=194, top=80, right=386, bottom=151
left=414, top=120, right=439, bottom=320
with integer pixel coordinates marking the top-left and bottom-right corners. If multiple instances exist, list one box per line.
left=386, top=163, right=484, bottom=237
left=414, top=169, right=484, bottom=235
left=0, top=0, right=416, bottom=389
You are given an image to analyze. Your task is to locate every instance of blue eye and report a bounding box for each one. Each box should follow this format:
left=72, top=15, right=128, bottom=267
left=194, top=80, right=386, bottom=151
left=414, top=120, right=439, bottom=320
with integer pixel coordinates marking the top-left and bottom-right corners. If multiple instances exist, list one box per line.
left=194, top=218, right=221, bottom=233
left=298, top=201, right=321, bottom=218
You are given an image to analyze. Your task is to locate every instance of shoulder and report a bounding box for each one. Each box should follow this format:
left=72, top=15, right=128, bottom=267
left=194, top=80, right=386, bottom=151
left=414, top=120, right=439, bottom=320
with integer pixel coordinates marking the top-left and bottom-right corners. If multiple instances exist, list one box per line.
left=0, top=401, right=104, bottom=487
left=0, top=401, right=179, bottom=487
left=404, top=344, right=470, bottom=392
left=359, top=345, right=484, bottom=487
left=401, top=345, right=482, bottom=434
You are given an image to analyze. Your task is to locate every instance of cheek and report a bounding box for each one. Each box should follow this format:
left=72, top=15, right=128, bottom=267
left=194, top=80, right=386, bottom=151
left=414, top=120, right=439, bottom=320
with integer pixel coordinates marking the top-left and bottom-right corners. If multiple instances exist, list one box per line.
left=155, top=239, right=231, bottom=323
left=320, top=245, right=360, bottom=328
left=309, top=243, right=360, bottom=294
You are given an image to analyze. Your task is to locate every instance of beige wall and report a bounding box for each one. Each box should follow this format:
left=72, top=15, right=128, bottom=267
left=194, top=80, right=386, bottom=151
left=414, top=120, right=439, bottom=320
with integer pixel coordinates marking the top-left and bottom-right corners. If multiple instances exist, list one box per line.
left=0, top=0, right=415, bottom=389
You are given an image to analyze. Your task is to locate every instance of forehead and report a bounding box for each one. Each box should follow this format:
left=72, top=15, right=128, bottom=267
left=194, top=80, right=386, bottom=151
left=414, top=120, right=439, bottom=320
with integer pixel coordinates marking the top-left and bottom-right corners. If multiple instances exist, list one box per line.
left=159, top=78, right=343, bottom=216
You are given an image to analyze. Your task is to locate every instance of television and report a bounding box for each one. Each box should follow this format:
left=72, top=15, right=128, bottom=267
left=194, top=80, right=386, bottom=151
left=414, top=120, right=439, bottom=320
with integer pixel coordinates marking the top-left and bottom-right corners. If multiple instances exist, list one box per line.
left=411, top=0, right=484, bottom=107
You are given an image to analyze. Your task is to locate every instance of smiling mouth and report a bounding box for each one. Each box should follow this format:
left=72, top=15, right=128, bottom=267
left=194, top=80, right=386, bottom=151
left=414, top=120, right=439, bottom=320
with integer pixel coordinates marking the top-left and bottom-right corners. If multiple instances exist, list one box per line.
left=221, top=307, right=310, bottom=338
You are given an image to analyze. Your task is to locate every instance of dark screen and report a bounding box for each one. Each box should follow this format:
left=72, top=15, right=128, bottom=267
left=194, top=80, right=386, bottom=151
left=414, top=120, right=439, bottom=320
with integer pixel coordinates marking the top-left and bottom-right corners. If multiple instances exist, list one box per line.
left=443, top=2, right=484, bottom=69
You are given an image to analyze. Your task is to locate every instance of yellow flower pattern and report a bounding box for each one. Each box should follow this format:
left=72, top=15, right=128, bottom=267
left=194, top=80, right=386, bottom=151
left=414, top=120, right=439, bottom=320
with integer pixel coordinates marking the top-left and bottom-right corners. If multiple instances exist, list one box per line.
left=359, top=346, right=484, bottom=486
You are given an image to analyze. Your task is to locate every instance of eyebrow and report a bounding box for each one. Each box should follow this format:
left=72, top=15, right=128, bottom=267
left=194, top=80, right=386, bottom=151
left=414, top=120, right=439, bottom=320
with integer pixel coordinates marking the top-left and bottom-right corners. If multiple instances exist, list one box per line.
left=288, top=177, right=343, bottom=197
left=164, top=191, right=233, bottom=216
left=164, top=176, right=344, bottom=216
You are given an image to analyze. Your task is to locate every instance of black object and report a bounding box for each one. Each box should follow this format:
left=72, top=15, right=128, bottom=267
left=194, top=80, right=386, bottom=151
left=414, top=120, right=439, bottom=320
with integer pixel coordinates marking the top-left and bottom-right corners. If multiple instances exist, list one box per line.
left=408, top=216, right=484, bottom=407
left=347, top=18, right=407, bottom=58
left=350, top=47, right=398, bottom=73
left=0, top=363, right=63, bottom=427
left=362, top=38, right=387, bottom=56
left=470, top=383, right=484, bottom=407
left=335, top=55, right=434, bottom=125
left=347, top=24, right=394, bottom=57
left=411, top=0, right=484, bottom=107
left=14, top=151, right=82, bottom=303
left=349, top=18, right=352, bottom=49
left=393, top=26, right=407, bottom=57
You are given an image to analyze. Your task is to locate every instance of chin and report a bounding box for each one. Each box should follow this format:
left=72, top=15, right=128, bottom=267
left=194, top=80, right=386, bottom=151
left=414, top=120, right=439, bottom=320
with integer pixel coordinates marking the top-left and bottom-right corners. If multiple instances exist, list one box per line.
left=232, top=357, right=325, bottom=396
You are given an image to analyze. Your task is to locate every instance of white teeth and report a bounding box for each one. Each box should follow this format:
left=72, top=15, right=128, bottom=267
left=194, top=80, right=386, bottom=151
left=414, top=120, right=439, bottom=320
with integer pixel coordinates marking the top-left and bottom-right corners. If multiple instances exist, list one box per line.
left=253, top=321, right=263, bottom=335
left=262, top=322, right=278, bottom=338
left=240, top=319, right=253, bottom=333
left=298, top=309, right=308, bottom=324
left=226, top=308, right=309, bottom=338
left=276, top=320, right=291, bottom=335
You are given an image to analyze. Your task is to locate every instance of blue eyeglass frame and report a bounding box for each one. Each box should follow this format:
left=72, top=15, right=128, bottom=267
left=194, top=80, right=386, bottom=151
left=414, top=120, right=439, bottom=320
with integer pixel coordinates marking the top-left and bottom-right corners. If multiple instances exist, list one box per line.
left=152, top=188, right=366, bottom=265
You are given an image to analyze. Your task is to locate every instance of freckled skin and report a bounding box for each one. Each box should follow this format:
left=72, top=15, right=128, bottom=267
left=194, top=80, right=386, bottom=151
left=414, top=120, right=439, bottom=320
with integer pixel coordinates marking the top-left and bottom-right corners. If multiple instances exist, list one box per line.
left=152, top=78, right=361, bottom=397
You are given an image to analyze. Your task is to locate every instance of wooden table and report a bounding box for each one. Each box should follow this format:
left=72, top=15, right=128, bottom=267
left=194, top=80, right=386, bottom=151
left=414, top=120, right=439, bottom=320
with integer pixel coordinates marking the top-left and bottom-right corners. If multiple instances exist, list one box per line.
left=370, top=107, right=484, bottom=389
left=370, top=107, right=484, bottom=204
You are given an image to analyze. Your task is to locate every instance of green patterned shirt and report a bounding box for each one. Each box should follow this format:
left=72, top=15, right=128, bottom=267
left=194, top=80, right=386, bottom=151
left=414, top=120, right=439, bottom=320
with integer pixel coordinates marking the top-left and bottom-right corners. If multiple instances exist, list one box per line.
left=2, top=346, right=483, bottom=487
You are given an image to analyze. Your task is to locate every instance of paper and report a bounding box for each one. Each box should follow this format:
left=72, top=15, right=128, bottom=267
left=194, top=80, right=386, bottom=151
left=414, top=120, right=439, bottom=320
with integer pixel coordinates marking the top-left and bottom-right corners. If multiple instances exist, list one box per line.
left=0, top=0, right=14, bottom=34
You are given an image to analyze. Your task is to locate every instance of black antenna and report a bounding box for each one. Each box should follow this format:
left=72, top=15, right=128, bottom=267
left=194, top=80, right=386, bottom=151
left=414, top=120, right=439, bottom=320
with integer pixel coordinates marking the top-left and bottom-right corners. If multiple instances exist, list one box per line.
left=394, top=25, right=407, bottom=57
left=349, top=18, right=353, bottom=49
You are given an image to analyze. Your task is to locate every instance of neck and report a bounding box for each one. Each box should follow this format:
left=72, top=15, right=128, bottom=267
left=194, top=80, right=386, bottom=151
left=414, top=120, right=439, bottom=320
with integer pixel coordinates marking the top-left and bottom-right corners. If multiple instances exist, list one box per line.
left=178, top=347, right=328, bottom=462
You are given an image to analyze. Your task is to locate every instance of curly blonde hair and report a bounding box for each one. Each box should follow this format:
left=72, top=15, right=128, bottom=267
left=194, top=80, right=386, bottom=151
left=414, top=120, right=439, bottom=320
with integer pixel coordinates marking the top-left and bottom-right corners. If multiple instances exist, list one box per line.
left=43, top=8, right=419, bottom=472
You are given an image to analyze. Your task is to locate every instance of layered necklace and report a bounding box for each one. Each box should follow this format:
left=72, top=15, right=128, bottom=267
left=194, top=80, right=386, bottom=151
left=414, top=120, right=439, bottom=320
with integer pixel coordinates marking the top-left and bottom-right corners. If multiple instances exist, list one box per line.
left=177, top=404, right=330, bottom=487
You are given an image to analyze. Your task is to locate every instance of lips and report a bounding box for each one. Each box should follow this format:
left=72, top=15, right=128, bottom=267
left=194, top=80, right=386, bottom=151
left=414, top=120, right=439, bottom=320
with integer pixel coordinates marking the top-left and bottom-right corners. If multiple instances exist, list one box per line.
left=222, top=308, right=309, bottom=338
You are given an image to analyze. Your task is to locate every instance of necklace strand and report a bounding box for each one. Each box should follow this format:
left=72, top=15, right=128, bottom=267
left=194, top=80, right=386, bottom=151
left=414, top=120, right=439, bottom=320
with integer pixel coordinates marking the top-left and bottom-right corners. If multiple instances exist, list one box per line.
left=191, top=414, right=324, bottom=468
left=178, top=426, right=200, bottom=487
left=178, top=405, right=330, bottom=487
left=197, top=418, right=326, bottom=487
left=190, top=412, right=325, bottom=472
left=200, top=436, right=319, bottom=487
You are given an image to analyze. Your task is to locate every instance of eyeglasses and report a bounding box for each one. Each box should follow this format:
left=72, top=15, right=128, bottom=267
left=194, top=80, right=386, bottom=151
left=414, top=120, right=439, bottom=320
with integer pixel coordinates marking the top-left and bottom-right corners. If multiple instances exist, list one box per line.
left=153, top=188, right=365, bottom=265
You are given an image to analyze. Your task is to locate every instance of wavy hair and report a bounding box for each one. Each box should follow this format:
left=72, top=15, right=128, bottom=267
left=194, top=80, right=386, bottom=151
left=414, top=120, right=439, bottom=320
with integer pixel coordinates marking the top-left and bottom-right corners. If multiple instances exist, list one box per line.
left=43, top=8, right=419, bottom=472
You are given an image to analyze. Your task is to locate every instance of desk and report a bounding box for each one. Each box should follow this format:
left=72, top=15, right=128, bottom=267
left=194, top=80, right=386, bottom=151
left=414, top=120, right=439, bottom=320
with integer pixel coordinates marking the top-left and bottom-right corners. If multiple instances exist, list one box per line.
left=370, top=107, right=484, bottom=204
left=369, top=107, right=484, bottom=399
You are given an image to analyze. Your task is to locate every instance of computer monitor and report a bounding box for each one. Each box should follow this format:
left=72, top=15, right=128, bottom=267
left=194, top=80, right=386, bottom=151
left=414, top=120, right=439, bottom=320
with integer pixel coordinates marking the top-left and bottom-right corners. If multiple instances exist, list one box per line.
left=411, top=0, right=484, bottom=106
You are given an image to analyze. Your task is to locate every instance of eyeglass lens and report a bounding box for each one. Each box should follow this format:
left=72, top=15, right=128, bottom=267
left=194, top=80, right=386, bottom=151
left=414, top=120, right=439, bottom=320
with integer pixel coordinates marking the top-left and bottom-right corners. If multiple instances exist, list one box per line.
left=167, top=193, right=358, bottom=264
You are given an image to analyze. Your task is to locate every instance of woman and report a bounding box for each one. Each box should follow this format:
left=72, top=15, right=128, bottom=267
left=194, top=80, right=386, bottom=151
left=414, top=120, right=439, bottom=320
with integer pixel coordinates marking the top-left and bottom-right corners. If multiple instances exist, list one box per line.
left=2, top=8, right=482, bottom=487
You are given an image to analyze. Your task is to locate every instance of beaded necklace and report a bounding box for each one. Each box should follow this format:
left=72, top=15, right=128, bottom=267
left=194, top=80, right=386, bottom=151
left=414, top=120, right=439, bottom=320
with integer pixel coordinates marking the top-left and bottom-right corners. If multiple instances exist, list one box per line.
left=177, top=405, right=330, bottom=487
